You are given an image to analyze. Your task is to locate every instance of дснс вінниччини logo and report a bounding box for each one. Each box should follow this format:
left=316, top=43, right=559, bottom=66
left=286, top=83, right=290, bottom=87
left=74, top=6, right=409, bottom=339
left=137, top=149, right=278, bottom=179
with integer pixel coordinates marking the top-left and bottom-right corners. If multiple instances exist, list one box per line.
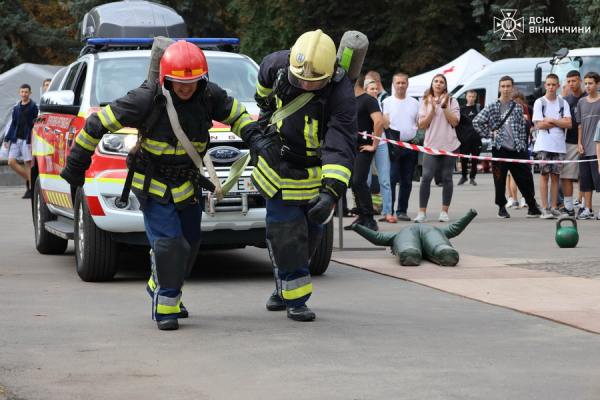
left=494, top=9, right=524, bottom=40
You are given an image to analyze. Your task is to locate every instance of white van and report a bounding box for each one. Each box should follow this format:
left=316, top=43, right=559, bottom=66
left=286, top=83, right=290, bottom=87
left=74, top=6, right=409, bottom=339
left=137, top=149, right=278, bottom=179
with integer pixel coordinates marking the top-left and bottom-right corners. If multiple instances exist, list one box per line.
left=451, top=57, right=551, bottom=107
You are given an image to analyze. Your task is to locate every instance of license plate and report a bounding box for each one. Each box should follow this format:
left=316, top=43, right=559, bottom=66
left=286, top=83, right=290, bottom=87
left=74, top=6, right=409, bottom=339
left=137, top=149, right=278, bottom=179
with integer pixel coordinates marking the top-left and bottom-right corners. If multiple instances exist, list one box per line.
left=202, top=177, right=257, bottom=195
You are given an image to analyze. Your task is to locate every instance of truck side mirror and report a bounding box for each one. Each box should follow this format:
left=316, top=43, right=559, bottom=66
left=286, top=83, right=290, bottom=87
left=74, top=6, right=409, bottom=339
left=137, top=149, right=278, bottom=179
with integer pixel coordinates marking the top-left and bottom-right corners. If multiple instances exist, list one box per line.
left=534, top=67, right=542, bottom=88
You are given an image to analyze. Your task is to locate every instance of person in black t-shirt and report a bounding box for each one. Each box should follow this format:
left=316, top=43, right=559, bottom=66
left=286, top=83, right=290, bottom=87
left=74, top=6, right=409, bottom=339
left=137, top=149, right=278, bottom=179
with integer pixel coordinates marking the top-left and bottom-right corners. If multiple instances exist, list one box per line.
left=344, top=74, right=383, bottom=231
left=561, top=70, right=587, bottom=215
left=456, top=90, right=482, bottom=186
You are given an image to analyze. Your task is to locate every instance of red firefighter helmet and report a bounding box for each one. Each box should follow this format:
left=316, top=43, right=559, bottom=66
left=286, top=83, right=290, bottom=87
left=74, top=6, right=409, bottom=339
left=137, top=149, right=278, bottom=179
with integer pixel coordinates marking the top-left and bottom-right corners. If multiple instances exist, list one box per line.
left=159, top=40, right=208, bottom=85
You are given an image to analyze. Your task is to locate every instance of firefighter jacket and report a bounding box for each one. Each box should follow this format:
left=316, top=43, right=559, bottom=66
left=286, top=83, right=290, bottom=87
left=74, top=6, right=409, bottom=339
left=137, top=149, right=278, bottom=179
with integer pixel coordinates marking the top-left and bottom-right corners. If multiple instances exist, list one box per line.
left=70, top=79, right=259, bottom=210
left=254, top=50, right=357, bottom=205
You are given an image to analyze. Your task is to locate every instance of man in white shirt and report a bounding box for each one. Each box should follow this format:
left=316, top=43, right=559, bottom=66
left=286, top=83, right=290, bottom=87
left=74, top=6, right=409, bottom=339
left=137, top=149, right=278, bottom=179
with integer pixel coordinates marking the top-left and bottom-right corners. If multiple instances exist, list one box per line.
left=383, top=72, right=420, bottom=221
left=533, top=73, right=572, bottom=219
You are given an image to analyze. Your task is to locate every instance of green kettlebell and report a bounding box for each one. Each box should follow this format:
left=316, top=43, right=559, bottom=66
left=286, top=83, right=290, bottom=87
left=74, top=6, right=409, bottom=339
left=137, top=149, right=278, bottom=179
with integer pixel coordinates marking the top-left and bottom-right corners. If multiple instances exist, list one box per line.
left=555, top=216, right=579, bottom=248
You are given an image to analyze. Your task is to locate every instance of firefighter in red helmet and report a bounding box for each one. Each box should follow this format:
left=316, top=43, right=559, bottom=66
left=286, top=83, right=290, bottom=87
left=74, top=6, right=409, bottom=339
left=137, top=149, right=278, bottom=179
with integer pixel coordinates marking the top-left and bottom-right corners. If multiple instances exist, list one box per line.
left=61, top=40, right=265, bottom=330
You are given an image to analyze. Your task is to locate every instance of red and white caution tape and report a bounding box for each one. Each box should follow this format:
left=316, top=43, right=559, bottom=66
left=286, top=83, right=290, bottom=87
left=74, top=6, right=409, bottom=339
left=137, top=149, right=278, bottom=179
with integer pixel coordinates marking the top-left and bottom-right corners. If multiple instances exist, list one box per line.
left=361, top=133, right=599, bottom=164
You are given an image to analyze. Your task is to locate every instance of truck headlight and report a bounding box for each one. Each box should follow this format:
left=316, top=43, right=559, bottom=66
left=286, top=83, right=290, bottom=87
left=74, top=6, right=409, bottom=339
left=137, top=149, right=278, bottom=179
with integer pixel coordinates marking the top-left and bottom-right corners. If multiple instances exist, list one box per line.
left=98, top=134, right=137, bottom=156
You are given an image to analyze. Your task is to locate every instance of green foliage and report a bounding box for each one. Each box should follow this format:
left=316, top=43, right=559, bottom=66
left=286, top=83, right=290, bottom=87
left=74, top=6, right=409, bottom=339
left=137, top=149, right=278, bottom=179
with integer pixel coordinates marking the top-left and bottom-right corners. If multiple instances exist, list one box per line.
left=0, top=0, right=75, bottom=73
left=473, top=0, right=580, bottom=60
left=3, top=0, right=600, bottom=87
left=569, top=0, right=600, bottom=47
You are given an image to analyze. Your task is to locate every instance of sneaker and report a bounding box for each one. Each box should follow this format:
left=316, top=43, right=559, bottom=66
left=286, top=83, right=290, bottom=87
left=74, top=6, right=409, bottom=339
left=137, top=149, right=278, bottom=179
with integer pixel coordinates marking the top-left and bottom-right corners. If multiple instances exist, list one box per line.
left=512, top=200, right=519, bottom=208
left=507, top=197, right=515, bottom=208
left=438, top=211, right=449, bottom=222
left=520, top=197, right=527, bottom=209
left=22, top=189, right=32, bottom=199
left=550, top=208, right=563, bottom=218
left=414, top=212, right=427, bottom=223
left=541, top=208, right=555, bottom=219
left=457, top=176, right=468, bottom=185
left=574, top=199, right=581, bottom=207
left=577, top=208, right=594, bottom=220
left=527, top=207, right=542, bottom=218
left=497, top=206, right=510, bottom=219
left=396, top=213, right=411, bottom=221
left=559, top=208, right=575, bottom=217
left=470, top=178, right=477, bottom=186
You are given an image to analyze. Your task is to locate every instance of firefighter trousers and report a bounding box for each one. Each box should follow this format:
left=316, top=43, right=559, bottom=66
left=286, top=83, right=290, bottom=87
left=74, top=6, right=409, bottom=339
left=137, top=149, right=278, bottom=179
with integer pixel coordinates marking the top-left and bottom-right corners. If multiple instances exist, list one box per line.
left=266, top=191, right=323, bottom=308
left=143, top=197, right=202, bottom=321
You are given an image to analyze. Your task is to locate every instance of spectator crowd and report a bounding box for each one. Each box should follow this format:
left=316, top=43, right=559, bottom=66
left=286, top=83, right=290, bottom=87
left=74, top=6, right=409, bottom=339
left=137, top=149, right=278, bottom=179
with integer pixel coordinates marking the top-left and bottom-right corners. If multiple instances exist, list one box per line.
left=344, top=69, right=600, bottom=231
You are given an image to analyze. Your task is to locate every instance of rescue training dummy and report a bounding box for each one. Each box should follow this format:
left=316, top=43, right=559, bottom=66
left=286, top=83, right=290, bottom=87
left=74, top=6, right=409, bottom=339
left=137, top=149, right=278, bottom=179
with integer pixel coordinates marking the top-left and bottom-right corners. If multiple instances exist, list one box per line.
left=352, top=209, right=477, bottom=266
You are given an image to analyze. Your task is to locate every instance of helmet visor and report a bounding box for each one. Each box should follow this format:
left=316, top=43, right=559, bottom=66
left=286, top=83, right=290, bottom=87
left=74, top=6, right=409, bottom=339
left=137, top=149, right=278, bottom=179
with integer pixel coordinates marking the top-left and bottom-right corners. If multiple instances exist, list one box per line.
left=165, top=73, right=208, bottom=84
left=288, top=69, right=328, bottom=91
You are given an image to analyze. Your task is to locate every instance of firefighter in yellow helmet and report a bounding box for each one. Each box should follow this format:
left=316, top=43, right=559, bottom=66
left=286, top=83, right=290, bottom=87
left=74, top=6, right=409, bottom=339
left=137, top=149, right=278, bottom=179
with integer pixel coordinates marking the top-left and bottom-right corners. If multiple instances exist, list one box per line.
left=252, top=30, right=357, bottom=321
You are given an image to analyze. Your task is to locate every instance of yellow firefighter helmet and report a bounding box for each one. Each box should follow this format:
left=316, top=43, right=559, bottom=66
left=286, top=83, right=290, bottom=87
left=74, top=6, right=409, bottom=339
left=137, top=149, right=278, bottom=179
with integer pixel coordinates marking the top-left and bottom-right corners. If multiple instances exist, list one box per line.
left=288, top=29, right=336, bottom=91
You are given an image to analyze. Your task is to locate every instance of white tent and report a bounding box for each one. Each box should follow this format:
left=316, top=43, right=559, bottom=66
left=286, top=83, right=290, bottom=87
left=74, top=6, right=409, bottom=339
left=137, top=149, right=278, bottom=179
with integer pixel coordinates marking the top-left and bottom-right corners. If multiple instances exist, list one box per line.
left=405, top=49, right=491, bottom=97
left=0, top=63, right=64, bottom=139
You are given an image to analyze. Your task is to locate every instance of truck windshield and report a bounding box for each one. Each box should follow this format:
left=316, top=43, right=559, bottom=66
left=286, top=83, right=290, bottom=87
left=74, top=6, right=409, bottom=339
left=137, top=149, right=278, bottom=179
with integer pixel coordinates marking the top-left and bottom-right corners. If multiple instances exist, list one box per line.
left=552, top=56, right=600, bottom=92
left=92, top=55, right=259, bottom=106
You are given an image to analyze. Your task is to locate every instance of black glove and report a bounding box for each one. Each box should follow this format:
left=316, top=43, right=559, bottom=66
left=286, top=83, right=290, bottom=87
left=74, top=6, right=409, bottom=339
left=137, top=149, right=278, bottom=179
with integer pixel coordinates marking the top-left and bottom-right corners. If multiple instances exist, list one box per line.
left=60, top=157, right=88, bottom=187
left=307, top=193, right=336, bottom=225
left=248, top=134, right=281, bottom=168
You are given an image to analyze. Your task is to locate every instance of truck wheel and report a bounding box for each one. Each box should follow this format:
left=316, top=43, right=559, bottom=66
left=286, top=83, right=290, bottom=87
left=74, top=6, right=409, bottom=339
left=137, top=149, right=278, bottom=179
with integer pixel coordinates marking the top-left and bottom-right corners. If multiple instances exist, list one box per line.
left=74, top=188, right=118, bottom=282
left=33, top=177, right=68, bottom=255
left=308, top=219, right=334, bottom=276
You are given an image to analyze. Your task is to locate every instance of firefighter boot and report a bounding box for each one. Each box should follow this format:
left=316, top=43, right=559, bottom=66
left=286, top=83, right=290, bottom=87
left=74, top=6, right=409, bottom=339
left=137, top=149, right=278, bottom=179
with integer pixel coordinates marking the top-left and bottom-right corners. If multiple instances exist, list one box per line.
left=266, top=290, right=286, bottom=311
left=287, top=305, right=316, bottom=321
left=179, top=303, right=188, bottom=318
left=157, top=319, right=179, bottom=330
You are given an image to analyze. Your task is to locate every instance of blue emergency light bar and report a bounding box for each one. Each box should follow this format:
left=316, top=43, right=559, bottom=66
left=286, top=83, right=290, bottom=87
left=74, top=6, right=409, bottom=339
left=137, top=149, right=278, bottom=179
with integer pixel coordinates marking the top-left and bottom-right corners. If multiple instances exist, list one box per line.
left=87, top=38, right=240, bottom=45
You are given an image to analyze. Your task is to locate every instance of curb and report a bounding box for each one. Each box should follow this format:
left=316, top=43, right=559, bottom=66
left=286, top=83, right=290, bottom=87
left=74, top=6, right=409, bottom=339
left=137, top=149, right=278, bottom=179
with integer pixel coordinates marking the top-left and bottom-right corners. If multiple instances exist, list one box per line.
left=0, top=158, right=27, bottom=187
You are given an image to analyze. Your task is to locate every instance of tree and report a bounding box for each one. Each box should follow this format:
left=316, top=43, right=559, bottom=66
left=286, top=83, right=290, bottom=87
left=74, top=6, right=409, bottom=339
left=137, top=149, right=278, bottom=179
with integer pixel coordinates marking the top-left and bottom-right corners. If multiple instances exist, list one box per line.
left=472, top=0, right=580, bottom=60
left=0, top=0, right=76, bottom=73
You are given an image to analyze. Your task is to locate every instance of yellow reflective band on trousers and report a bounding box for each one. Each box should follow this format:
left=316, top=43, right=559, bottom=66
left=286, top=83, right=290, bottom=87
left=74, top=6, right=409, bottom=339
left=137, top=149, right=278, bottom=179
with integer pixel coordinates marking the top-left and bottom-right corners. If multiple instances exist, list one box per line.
left=256, top=82, right=272, bottom=98
left=157, top=295, right=182, bottom=315
left=98, top=105, right=123, bottom=133
left=132, top=173, right=167, bottom=197
left=303, top=116, right=319, bottom=157
left=148, top=275, right=157, bottom=291
left=281, top=276, right=313, bottom=300
left=75, top=129, right=100, bottom=152
left=171, top=180, right=195, bottom=203
left=221, top=98, right=244, bottom=126
left=322, top=164, right=351, bottom=186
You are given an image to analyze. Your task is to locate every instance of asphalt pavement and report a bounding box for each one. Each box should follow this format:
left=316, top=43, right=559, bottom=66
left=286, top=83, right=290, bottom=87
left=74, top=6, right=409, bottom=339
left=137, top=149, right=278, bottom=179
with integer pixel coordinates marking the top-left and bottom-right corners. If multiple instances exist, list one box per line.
left=1, top=174, right=600, bottom=400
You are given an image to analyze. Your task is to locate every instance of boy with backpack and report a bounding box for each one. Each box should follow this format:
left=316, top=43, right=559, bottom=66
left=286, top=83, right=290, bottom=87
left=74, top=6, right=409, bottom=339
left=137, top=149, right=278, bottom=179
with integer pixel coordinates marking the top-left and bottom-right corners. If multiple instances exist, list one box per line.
left=532, top=73, right=572, bottom=219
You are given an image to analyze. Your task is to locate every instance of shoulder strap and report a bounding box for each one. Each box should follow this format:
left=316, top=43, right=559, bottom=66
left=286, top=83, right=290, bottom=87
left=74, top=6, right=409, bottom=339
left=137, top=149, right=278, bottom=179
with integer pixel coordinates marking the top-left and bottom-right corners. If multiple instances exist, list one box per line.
left=269, top=92, right=314, bottom=125
left=558, top=96, right=565, bottom=118
left=139, top=81, right=165, bottom=141
left=476, top=103, right=481, bottom=112
left=496, top=101, right=516, bottom=131
left=540, top=97, right=547, bottom=117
